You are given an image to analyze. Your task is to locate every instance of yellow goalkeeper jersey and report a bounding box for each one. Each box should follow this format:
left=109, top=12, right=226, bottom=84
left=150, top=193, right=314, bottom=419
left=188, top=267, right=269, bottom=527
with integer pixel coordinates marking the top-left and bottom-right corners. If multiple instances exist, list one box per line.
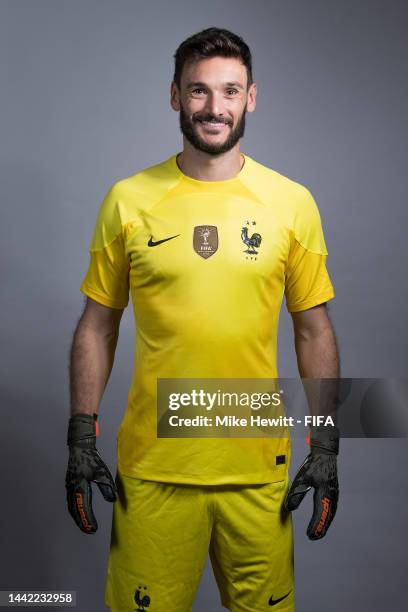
left=80, top=152, right=335, bottom=485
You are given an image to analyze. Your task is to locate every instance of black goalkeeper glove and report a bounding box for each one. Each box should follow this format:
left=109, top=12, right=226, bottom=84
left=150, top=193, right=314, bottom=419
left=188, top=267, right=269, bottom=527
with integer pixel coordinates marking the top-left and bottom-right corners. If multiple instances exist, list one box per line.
left=65, top=412, right=117, bottom=534
left=284, top=425, right=339, bottom=540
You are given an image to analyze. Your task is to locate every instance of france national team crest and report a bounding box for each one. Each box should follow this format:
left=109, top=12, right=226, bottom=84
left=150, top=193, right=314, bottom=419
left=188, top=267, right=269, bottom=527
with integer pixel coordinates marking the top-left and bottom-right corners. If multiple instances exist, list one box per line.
left=241, top=220, right=262, bottom=260
left=193, top=225, right=218, bottom=259
left=134, top=585, right=150, bottom=611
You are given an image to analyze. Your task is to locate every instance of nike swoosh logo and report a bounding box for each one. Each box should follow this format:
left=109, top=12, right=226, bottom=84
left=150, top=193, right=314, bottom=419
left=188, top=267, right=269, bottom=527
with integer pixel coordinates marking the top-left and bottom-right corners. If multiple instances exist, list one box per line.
left=147, top=234, right=180, bottom=247
left=268, top=591, right=291, bottom=606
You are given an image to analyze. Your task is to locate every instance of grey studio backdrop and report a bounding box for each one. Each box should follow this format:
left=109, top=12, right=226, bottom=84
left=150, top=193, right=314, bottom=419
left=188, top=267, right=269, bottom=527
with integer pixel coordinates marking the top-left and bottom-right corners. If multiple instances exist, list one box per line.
left=0, top=0, right=407, bottom=610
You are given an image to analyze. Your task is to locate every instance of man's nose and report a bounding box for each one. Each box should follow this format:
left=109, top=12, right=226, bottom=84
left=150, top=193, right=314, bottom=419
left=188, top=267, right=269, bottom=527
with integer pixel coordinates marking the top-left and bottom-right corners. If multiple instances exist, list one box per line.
left=204, top=92, right=225, bottom=117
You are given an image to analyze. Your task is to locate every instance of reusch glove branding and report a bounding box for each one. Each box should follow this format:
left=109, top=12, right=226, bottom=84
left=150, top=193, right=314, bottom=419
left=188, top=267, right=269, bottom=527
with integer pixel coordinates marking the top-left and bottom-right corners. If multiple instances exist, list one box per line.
left=284, top=425, right=339, bottom=540
left=65, top=413, right=117, bottom=534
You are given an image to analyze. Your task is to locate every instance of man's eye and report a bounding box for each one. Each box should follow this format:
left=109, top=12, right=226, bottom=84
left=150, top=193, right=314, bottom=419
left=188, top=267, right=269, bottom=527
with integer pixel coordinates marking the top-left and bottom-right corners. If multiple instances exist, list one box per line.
left=226, top=89, right=238, bottom=96
left=192, top=88, right=206, bottom=95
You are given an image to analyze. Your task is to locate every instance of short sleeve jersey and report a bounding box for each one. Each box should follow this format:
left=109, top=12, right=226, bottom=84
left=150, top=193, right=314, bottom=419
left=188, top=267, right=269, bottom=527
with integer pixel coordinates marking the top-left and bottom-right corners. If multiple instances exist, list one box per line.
left=80, top=153, right=335, bottom=485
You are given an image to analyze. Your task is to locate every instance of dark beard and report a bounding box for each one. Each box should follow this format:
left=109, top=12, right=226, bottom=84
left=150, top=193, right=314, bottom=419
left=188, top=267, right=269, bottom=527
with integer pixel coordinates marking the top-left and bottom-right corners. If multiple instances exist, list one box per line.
left=179, top=104, right=246, bottom=155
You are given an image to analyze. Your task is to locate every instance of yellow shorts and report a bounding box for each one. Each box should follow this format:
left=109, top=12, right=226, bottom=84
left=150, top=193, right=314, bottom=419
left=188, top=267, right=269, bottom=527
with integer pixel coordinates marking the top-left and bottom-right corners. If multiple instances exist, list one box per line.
left=105, top=471, right=294, bottom=612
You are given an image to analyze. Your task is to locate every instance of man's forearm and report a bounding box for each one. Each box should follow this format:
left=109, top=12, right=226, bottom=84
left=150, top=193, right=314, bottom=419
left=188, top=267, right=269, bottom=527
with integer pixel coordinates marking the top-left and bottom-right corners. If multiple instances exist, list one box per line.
left=294, top=319, right=340, bottom=419
left=294, top=321, right=339, bottom=378
left=69, top=320, right=119, bottom=416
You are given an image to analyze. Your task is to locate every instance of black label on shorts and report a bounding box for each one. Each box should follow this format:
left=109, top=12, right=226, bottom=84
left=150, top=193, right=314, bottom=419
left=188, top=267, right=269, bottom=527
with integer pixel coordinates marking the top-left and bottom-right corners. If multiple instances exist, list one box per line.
left=276, top=455, right=286, bottom=465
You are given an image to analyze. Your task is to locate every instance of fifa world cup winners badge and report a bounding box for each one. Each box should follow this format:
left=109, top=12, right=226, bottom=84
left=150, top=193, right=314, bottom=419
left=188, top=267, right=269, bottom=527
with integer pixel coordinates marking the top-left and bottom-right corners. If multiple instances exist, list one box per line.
left=193, top=225, right=218, bottom=258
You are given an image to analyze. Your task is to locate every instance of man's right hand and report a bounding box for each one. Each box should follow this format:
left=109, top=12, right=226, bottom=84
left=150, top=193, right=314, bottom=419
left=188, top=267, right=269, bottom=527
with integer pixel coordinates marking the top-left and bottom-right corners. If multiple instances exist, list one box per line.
left=65, top=413, right=117, bottom=534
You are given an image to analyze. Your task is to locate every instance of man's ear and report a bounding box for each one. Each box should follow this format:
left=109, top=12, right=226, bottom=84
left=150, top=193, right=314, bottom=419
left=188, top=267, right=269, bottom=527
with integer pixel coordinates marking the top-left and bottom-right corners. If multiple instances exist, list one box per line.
left=170, top=81, right=181, bottom=112
left=246, top=82, right=257, bottom=113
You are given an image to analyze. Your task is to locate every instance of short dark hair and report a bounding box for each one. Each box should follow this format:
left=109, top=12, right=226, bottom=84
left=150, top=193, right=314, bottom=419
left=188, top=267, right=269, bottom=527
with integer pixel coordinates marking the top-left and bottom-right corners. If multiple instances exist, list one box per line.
left=173, top=27, right=253, bottom=90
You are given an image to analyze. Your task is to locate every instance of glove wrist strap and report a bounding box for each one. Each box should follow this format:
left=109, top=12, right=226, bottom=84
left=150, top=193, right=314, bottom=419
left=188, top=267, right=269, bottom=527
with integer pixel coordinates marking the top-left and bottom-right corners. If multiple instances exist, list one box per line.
left=310, top=425, right=339, bottom=455
left=67, top=412, right=98, bottom=448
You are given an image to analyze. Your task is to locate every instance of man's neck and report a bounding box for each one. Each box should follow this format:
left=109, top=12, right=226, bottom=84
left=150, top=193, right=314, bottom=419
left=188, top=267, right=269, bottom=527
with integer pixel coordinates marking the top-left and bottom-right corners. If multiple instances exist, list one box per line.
left=177, top=142, right=244, bottom=181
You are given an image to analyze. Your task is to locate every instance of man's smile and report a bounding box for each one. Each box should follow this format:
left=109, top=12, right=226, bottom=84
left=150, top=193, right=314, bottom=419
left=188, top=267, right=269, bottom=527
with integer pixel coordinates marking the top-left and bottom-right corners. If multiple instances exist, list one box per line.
left=196, top=119, right=231, bottom=132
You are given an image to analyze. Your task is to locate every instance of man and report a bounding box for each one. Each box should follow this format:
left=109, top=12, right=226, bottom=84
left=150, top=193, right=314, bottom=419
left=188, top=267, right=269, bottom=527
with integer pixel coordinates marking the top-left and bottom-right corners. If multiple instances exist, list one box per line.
left=66, top=27, right=340, bottom=612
